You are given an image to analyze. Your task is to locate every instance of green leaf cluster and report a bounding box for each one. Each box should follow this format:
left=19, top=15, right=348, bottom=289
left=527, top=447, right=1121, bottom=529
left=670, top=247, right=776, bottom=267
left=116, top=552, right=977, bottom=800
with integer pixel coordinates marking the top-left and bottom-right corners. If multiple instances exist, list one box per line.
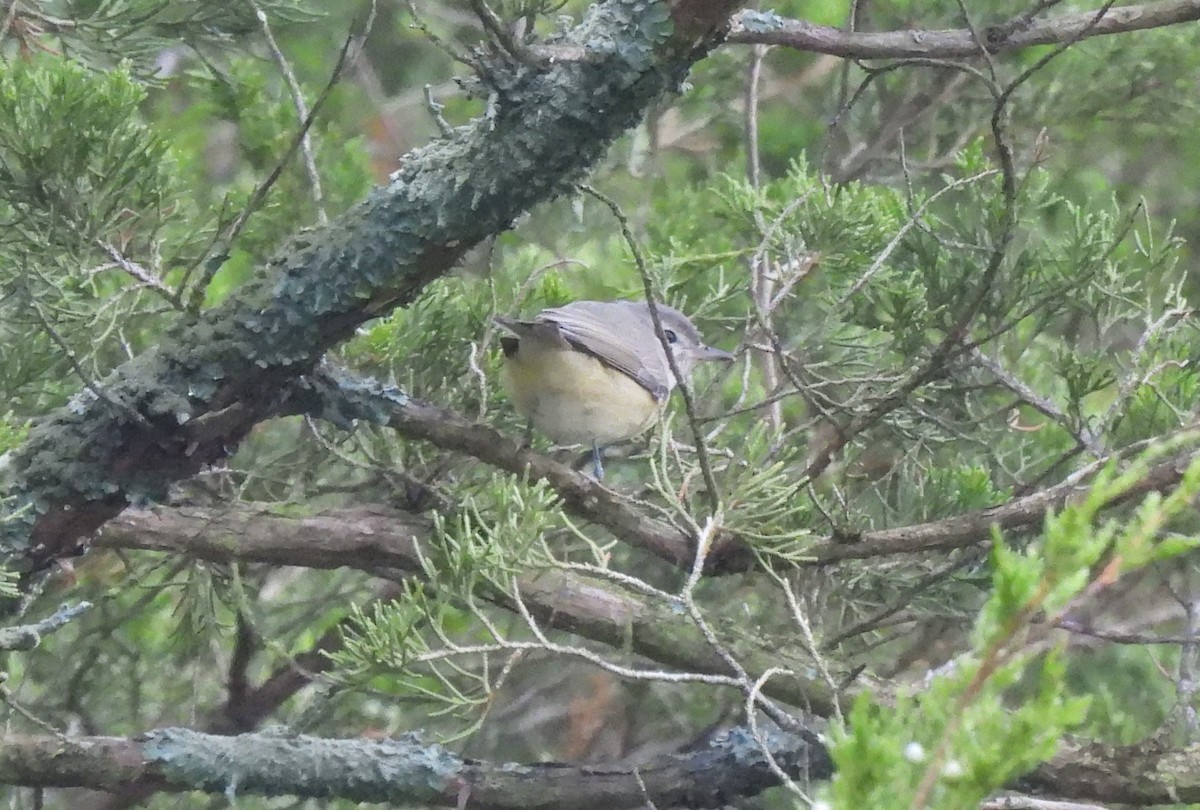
left=825, top=443, right=1200, bottom=809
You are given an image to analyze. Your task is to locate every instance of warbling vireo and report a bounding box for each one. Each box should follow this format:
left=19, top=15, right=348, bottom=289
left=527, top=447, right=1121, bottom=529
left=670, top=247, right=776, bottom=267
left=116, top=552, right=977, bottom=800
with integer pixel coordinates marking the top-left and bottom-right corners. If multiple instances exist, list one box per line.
left=496, top=299, right=733, bottom=478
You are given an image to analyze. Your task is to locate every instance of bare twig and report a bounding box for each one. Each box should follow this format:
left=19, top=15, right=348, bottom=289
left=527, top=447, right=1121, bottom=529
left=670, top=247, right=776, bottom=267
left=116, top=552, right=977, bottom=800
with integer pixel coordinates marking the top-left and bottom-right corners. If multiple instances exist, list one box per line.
left=728, top=0, right=1200, bottom=58
left=981, top=797, right=1112, bottom=810
left=1054, top=616, right=1200, bottom=646
left=968, top=346, right=1104, bottom=457
left=743, top=44, right=766, bottom=190
left=580, top=184, right=723, bottom=516
left=246, top=0, right=327, bottom=224
left=423, top=84, right=454, bottom=136
left=95, top=241, right=182, bottom=309
left=187, top=2, right=377, bottom=309
left=468, top=0, right=522, bottom=59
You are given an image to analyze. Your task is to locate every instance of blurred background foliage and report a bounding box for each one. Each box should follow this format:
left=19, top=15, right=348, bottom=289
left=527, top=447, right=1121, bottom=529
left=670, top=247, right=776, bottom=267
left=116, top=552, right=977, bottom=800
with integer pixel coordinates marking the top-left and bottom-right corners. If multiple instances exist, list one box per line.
left=3, top=0, right=1200, bottom=807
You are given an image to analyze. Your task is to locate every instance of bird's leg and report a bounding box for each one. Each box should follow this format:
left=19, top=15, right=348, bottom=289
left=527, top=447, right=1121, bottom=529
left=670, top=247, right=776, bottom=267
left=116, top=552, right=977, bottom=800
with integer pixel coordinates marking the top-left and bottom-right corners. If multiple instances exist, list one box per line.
left=522, top=420, right=534, bottom=449
left=591, top=441, right=605, bottom=480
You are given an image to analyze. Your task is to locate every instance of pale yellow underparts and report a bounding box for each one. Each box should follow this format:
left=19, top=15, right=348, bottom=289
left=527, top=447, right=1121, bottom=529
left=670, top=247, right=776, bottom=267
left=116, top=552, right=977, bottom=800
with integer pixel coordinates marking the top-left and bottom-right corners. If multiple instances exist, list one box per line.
left=501, top=339, right=661, bottom=446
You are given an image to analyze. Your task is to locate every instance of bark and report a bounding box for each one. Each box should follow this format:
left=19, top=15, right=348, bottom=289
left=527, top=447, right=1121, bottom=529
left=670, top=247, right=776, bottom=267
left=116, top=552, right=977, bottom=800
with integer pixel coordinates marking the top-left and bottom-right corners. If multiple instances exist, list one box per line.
left=0, top=725, right=832, bottom=809
left=6, top=725, right=1200, bottom=808
left=727, top=0, right=1200, bottom=58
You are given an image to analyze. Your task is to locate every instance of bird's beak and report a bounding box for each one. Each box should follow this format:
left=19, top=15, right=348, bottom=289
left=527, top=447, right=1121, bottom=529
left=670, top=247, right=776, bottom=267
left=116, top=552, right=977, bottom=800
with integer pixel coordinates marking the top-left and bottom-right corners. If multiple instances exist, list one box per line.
left=698, top=345, right=735, bottom=362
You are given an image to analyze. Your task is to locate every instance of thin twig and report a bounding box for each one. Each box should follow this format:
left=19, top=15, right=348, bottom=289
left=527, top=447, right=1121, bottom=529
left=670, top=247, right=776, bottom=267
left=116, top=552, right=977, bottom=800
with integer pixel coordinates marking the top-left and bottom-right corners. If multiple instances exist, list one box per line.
left=968, top=346, right=1104, bottom=457
left=423, top=84, right=454, bottom=136
left=96, top=241, right=182, bottom=310
left=0, top=0, right=21, bottom=50
left=28, top=298, right=139, bottom=422
left=839, top=169, right=999, bottom=304
left=246, top=0, right=327, bottom=224
left=190, top=1, right=377, bottom=310
left=468, top=0, right=522, bottom=59
left=822, top=555, right=977, bottom=651
left=406, top=0, right=483, bottom=73
left=580, top=184, right=723, bottom=516
left=1055, top=616, right=1200, bottom=646
left=745, top=668, right=811, bottom=799
left=744, top=44, right=766, bottom=190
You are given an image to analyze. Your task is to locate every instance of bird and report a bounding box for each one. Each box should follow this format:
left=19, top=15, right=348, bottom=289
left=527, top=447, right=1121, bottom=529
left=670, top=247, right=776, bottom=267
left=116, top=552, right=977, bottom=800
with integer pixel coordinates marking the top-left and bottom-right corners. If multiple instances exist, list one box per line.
left=495, top=299, right=734, bottom=478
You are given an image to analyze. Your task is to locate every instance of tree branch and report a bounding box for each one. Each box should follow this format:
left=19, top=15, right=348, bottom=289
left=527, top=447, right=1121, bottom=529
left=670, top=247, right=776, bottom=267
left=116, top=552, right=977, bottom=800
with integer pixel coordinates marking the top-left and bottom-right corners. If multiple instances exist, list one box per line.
left=94, top=503, right=841, bottom=713
left=727, top=0, right=1200, bottom=58
left=802, top=442, right=1197, bottom=565
left=79, top=591, right=393, bottom=810
left=97, top=502, right=432, bottom=573
left=6, top=724, right=1200, bottom=808
left=1017, top=736, right=1200, bottom=805
left=288, top=372, right=1200, bottom=571
left=283, top=372, right=725, bottom=570
left=279, top=373, right=1200, bottom=578
left=0, top=725, right=832, bottom=809
left=0, top=602, right=91, bottom=651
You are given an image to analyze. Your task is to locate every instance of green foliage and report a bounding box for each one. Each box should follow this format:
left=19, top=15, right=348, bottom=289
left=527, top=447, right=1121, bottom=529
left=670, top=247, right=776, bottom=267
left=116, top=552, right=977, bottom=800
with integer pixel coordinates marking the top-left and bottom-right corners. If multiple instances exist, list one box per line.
left=344, top=276, right=499, bottom=409
left=7, top=0, right=1200, bottom=807
left=26, top=0, right=323, bottom=75
left=427, top=475, right=561, bottom=592
left=0, top=57, right=179, bottom=412
left=829, top=651, right=1086, bottom=810
left=334, top=478, right=561, bottom=654
left=1070, top=645, right=1175, bottom=743
left=0, top=58, right=168, bottom=248
left=0, top=413, right=29, bottom=454
left=903, top=464, right=1010, bottom=523
left=329, top=477, right=563, bottom=734
left=825, top=445, right=1200, bottom=809
left=714, top=422, right=813, bottom=549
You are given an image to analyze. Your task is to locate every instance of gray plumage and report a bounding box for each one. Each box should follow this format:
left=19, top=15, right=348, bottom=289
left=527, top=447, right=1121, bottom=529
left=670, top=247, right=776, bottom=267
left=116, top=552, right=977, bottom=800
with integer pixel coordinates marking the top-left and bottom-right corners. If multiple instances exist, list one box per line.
left=495, top=300, right=733, bottom=476
left=497, top=299, right=718, bottom=401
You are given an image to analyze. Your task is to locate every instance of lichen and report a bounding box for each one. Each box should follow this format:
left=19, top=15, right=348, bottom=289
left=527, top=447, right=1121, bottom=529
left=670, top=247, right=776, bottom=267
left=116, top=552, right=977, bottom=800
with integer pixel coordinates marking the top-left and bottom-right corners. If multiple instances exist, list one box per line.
left=736, top=9, right=784, bottom=34
left=143, top=728, right=463, bottom=802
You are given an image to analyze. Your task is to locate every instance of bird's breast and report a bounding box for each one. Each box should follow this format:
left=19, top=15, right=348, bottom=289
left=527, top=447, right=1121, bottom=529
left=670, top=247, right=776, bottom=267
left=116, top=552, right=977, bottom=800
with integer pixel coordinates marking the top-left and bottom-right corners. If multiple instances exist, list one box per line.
left=501, top=343, right=661, bottom=445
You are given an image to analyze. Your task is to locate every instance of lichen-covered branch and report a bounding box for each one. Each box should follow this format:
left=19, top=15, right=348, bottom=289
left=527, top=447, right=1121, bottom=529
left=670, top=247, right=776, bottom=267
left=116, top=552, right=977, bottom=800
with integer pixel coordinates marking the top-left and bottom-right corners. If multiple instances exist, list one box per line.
left=0, top=725, right=832, bottom=809
left=7, top=725, right=1200, bottom=807
left=727, top=0, right=1200, bottom=58
left=0, top=601, right=91, bottom=651
left=1017, top=736, right=1200, bottom=806
left=0, top=0, right=744, bottom=576
left=78, top=606, right=359, bottom=810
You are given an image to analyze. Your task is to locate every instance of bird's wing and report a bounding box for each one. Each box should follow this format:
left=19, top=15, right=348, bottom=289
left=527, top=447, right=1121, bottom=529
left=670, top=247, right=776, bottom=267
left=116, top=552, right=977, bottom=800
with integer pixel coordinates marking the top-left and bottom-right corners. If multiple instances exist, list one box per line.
left=540, top=303, right=670, bottom=400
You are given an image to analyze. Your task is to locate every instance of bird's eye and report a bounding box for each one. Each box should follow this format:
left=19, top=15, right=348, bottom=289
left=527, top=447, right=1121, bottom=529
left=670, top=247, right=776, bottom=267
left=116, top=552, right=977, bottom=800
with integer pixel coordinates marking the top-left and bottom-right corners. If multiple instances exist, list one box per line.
left=664, top=329, right=678, bottom=344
